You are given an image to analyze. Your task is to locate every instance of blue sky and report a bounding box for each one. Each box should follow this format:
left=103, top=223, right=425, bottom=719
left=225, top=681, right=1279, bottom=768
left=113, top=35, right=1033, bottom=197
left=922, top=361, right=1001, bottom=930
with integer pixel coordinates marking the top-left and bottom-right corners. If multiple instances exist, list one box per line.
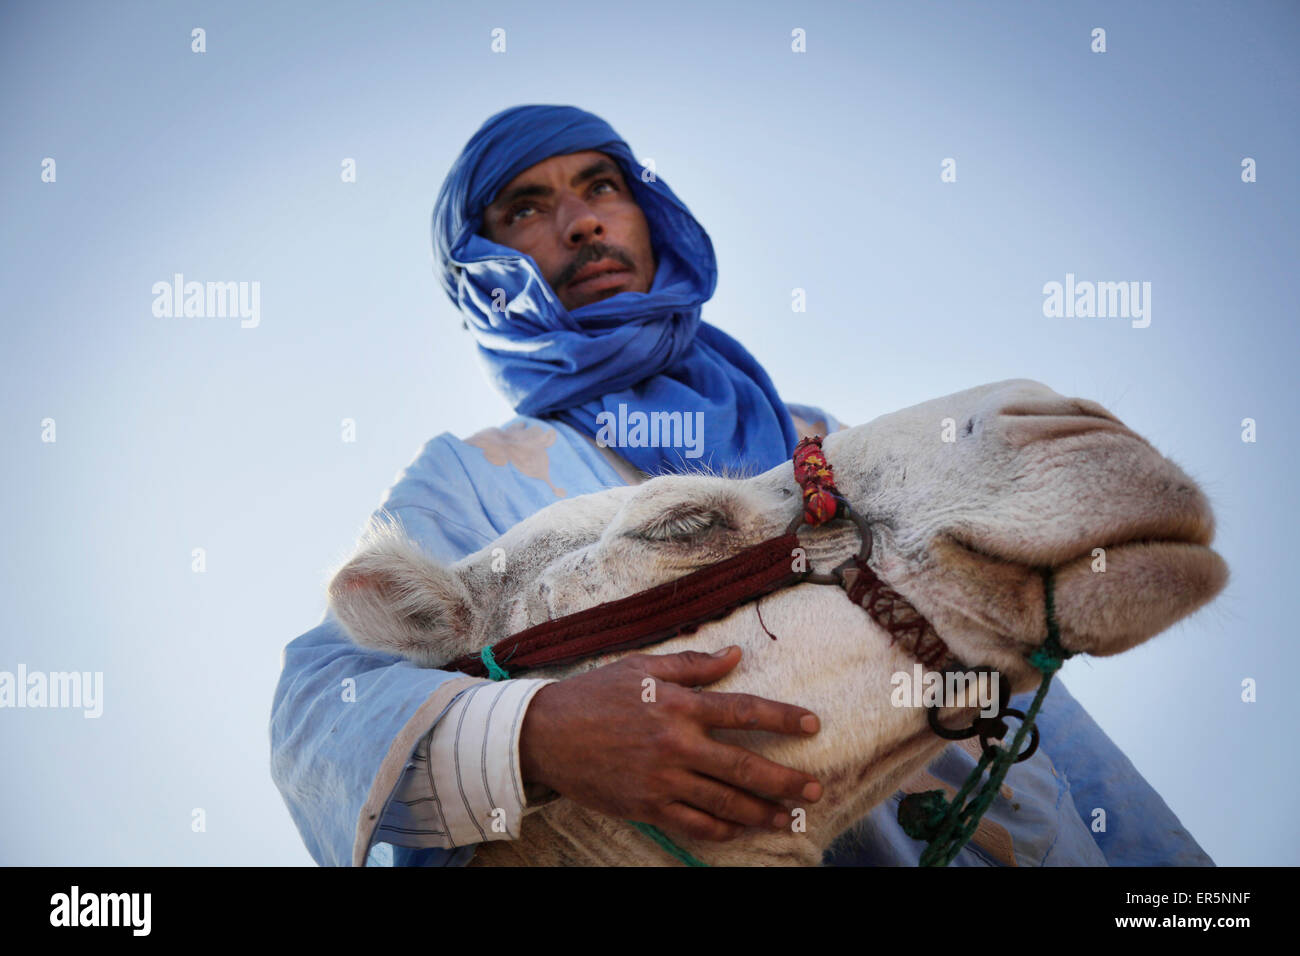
left=1, top=0, right=1296, bottom=865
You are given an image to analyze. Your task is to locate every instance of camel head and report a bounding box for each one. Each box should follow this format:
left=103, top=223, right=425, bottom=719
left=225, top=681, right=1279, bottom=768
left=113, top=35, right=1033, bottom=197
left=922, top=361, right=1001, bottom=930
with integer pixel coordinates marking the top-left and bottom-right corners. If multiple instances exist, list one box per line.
left=327, top=378, right=1228, bottom=859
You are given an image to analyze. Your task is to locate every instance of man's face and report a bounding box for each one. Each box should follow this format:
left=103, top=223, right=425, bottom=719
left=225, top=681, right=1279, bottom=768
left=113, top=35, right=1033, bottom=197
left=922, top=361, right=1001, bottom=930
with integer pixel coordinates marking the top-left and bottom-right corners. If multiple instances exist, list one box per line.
left=479, top=150, right=657, bottom=311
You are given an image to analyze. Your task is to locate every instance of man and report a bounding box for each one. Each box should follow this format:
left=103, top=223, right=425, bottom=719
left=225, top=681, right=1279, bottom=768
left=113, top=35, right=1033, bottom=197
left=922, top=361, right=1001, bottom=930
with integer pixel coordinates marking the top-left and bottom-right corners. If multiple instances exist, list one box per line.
left=271, top=105, right=1212, bottom=867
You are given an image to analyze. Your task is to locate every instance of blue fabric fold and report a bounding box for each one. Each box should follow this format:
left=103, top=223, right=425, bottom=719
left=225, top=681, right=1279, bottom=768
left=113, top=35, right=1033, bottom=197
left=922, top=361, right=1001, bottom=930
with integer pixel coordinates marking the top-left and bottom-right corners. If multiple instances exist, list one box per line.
left=430, top=104, right=799, bottom=477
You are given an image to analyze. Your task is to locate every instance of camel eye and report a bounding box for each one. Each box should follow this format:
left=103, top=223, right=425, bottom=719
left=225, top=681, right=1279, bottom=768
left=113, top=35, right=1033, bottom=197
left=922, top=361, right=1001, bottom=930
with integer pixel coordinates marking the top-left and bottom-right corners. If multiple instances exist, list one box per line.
left=628, top=502, right=733, bottom=542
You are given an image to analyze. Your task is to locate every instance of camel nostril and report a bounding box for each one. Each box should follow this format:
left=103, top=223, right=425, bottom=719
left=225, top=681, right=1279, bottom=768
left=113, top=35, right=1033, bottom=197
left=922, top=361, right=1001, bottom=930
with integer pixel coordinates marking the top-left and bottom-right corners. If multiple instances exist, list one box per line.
left=994, top=397, right=1141, bottom=449
left=997, top=397, right=1125, bottom=426
left=999, top=413, right=1137, bottom=448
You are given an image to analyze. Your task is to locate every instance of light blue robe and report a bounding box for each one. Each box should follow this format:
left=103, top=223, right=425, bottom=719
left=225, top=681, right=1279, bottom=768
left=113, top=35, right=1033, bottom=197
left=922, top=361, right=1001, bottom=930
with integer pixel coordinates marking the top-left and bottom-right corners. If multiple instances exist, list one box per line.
left=270, top=404, right=1213, bottom=867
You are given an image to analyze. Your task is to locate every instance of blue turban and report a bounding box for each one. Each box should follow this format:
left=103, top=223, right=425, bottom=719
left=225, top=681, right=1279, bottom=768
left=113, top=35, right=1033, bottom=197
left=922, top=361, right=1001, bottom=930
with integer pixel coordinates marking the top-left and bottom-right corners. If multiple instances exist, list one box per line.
left=431, top=104, right=799, bottom=477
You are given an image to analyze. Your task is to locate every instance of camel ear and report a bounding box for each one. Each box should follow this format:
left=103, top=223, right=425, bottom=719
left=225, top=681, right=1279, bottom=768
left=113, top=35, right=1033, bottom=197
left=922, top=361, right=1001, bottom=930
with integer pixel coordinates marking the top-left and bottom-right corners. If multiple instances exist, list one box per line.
left=327, top=516, right=478, bottom=667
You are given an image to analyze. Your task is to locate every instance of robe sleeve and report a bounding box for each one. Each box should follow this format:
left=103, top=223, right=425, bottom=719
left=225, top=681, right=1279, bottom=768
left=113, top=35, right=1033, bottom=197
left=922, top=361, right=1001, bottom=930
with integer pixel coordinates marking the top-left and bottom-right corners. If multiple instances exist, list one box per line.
left=270, top=434, right=512, bottom=867
left=786, top=401, right=848, bottom=437
left=1026, top=679, right=1213, bottom=865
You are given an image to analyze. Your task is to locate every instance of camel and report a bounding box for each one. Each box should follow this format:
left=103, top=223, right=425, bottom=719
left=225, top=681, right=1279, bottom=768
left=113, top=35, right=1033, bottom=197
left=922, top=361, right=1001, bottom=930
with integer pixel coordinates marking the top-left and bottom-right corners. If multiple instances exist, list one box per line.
left=327, top=379, right=1228, bottom=866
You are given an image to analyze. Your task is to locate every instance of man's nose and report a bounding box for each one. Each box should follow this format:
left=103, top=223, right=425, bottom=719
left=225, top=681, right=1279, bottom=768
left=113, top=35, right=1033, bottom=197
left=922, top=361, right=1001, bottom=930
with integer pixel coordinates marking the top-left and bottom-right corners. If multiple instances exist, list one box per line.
left=557, top=194, right=604, bottom=246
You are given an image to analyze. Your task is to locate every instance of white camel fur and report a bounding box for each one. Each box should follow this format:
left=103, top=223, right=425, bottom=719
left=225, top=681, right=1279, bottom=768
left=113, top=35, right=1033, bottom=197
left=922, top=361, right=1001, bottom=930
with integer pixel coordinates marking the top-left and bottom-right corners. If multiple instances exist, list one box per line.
left=328, top=379, right=1228, bottom=866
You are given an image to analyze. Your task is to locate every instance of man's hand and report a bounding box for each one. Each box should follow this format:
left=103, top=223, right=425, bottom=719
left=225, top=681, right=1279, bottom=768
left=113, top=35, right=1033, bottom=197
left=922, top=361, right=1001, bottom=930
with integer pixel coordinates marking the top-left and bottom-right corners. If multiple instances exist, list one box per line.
left=518, top=645, right=823, bottom=842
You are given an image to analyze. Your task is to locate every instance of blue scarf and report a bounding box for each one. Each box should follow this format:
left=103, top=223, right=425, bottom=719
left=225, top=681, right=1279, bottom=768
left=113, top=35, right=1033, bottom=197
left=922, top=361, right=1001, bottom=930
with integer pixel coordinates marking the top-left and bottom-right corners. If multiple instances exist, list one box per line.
left=431, top=104, right=798, bottom=477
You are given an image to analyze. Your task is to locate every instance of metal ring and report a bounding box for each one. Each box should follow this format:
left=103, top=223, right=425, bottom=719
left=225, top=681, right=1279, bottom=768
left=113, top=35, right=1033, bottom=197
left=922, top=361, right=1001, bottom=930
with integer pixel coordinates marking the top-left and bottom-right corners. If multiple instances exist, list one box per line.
left=926, top=668, right=1016, bottom=746
left=979, top=707, right=1040, bottom=763
left=926, top=702, right=980, bottom=740
left=843, top=501, right=874, bottom=564
left=785, top=495, right=874, bottom=583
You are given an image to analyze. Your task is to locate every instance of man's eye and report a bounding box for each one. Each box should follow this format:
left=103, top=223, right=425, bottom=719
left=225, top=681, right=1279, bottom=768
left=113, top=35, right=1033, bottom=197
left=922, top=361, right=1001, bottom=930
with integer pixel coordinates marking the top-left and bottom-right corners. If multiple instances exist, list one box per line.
left=506, top=204, right=536, bottom=225
left=591, top=178, right=618, bottom=196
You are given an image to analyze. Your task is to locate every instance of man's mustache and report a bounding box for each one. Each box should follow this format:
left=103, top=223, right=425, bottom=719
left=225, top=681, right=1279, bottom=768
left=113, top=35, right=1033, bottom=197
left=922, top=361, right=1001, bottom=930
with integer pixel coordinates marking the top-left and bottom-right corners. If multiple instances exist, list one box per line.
left=550, top=242, right=636, bottom=290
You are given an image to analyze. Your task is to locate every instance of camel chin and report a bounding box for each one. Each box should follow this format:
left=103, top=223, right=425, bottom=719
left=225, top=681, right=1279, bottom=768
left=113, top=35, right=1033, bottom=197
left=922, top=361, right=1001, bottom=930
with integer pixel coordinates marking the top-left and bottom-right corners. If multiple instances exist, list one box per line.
left=1051, top=540, right=1228, bottom=657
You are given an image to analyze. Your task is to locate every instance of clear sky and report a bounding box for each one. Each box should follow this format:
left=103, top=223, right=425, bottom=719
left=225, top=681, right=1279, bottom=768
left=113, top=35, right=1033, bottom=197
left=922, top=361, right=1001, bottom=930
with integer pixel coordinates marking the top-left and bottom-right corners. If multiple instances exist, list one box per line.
left=2, top=0, right=1296, bottom=865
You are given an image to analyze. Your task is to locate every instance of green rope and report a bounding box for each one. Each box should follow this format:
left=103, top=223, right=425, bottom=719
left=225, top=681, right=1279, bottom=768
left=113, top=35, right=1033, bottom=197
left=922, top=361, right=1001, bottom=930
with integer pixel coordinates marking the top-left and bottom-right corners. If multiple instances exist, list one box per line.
left=480, top=645, right=510, bottom=681
left=899, top=566, right=1074, bottom=867
left=1029, top=566, right=1067, bottom=675
left=629, top=822, right=710, bottom=867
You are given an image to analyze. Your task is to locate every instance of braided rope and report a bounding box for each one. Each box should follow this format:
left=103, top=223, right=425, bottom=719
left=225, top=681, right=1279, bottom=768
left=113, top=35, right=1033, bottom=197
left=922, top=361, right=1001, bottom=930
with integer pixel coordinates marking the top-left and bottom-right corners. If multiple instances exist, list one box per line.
left=792, top=435, right=842, bottom=525
left=899, top=566, right=1074, bottom=866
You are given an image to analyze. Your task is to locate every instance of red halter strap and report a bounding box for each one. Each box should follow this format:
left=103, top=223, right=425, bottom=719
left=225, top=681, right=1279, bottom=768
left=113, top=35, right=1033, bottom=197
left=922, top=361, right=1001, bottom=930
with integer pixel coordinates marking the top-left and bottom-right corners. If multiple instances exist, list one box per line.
left=446, top=436, right=960, bottom=678
left=446, top=532, right=804, bottom=678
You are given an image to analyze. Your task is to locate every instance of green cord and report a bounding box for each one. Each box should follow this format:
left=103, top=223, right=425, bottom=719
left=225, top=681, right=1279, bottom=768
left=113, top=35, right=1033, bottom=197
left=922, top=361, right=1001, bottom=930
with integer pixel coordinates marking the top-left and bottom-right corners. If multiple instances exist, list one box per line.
left=914, top=670, right=1056, bottom=867
left=901, top=566, right=1075, bottom=867
left=630, top=822, right=710, bottom=867
left=480, top=645, right=510, bottom=681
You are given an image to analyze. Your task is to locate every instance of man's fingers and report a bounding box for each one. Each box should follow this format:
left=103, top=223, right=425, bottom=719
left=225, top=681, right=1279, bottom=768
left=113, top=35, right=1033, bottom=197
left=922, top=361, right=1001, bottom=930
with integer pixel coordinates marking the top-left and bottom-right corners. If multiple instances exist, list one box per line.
left=655, top=802, right=744, bottom=843
left=689, top=738, right=823, bottom=805
left=689, top=689, right=820, bottom=736
left=636, top=646, right=741, bottom=687
left=680, top=775, right=796, bottom=831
